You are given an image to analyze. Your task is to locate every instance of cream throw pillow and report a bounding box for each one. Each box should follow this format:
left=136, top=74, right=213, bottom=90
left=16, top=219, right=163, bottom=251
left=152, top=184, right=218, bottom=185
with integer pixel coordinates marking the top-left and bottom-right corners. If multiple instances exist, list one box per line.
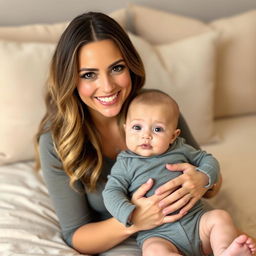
left=0, top=40, right=55, bottom=165
left=210, top=10, right=256, bottom=117
left=155, top=31, right=219, bottom=144
left=128, top=32, right=219, bottom=145
left=0, top=22, right=68, bottom=43
left=0, top=9, right=127, bottom=43
left=127, top=4, right=211, bottom=44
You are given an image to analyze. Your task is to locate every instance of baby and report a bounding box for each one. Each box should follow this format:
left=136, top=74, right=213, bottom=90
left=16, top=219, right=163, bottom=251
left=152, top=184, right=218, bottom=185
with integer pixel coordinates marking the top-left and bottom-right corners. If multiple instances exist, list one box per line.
left=103, top=89, right=256, bottom=256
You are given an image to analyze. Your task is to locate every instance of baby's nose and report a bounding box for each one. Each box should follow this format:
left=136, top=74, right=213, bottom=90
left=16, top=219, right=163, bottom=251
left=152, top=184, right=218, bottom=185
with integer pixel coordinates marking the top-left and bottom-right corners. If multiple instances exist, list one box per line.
left=142, top=131, right=152, bottom=139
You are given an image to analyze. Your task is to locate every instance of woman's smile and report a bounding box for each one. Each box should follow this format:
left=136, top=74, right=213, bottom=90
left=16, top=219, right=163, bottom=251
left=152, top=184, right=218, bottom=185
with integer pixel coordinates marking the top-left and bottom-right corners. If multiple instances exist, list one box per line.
left=95, top=91, right=120, bottom=105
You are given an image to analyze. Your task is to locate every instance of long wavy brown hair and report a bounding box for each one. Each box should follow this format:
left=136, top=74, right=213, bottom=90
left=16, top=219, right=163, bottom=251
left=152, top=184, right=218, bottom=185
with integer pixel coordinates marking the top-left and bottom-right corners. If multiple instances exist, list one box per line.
left=35, top=12, right=145, bottom=191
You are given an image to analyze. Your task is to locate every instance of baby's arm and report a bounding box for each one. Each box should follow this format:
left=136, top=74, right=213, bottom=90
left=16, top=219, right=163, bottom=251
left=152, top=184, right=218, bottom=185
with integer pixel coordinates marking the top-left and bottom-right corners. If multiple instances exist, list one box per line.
left=184, top=142, right=220, bottom=188
left=103, top=158, right=135, bottom=226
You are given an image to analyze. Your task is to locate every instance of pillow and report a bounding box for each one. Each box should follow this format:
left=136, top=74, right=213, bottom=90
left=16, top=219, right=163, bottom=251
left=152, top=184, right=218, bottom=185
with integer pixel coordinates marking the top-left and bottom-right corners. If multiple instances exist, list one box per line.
left=128, top=31, right=219, bottom=145
left=0, top=9, right=127, bottom=43
left=109, top=8, right=128, bottom=29
left=127, top=4, right=211, bottom=44
left=210, top=10, right=256, bottom=117
left=0, top=40, right=56, bottom=165
left=0, top=22, right=69, bottom=43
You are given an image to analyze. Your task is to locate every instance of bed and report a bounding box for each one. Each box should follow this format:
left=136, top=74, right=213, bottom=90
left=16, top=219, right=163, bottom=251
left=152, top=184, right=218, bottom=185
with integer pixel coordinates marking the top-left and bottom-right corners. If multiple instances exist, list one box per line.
left=1, top=0, right=256, bottom=255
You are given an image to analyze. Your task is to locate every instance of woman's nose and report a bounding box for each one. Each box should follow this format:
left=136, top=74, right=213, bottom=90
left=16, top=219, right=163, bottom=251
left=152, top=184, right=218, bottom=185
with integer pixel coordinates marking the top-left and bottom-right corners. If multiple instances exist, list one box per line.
left=101, top=74, right=114, bottom=93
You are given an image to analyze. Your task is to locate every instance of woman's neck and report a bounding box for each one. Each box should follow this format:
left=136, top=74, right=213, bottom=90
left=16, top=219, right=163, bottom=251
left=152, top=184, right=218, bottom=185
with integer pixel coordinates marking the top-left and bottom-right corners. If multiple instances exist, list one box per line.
left=91, top=114, right=117, bottom=133
left=90, top=114, right=126, bottom=159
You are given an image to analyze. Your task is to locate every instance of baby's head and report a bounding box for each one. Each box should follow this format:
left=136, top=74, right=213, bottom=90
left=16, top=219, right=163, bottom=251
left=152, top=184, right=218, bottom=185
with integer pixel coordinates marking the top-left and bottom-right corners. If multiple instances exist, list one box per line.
left=124, top=89, right=181, bottom=157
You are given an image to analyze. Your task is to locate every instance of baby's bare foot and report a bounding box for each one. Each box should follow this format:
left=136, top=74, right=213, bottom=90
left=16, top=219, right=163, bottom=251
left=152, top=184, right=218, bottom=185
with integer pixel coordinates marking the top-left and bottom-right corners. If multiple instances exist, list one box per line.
left=219, top=235, right=255, bottom=256
left=245, top=237, right=256, bottom=255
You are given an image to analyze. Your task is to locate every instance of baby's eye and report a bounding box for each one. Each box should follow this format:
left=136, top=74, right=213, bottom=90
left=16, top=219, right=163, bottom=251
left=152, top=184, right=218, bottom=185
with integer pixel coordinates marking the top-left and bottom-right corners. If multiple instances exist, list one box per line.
left=153, top=127, right=164, bottom=133
left=80, top=72, right=96, bottom=80
left=112, top=64, right=125, bottom=73
left=132, top=125, right=142, bottom=131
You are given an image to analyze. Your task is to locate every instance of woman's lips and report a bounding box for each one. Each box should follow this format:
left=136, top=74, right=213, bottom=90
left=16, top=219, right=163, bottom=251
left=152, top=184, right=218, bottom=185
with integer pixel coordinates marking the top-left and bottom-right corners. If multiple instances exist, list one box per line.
left=95, top=92, right=119, bottom=106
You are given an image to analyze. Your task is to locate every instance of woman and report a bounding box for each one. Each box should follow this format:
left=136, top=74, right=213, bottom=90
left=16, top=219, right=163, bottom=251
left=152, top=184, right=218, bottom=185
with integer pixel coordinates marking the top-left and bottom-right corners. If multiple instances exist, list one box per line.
left=35, top=12, right=221, bottom=255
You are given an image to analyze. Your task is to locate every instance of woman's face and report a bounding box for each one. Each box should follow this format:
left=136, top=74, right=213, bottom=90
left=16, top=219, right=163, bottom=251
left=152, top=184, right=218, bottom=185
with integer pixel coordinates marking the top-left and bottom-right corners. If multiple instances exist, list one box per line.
left=77, top=39, right=132, bottom=120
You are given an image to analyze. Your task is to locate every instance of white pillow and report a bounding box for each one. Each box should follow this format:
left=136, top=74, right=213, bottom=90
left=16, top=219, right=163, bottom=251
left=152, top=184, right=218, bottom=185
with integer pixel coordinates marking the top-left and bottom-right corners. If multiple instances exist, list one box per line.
left=0, top=9, right=127, bottom=43
left=109, top=8, right=128, bottom=29
left=210, top=10, right=256, bottom=117
left=0, top=22, right=68, bottom=43
left=127, top=4, right=211, bottom=44
left=0, top=40, right=55, bottom=165
left=128, top=31, right=219, bottom=145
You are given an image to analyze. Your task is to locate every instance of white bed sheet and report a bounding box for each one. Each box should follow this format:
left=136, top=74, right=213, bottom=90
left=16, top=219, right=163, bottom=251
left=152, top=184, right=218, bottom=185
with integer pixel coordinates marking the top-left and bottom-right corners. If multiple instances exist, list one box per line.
left=1, top=115, right=256, bottom=254
left=0, top=161, right=84, bottom=255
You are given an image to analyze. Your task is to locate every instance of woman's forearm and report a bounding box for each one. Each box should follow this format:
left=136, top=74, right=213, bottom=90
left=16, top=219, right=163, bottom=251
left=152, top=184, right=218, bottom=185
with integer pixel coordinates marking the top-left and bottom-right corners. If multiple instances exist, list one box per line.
left=203, top=173, right=222, bottom=198
left=72, top=217, right=137, bottom=254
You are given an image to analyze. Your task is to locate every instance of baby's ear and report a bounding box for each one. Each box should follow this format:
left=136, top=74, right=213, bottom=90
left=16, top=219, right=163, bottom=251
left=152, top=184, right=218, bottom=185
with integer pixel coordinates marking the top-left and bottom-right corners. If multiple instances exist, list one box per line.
left=170, top=129, right=181, bottom=143
left=175, top=129, right=181, bottom=138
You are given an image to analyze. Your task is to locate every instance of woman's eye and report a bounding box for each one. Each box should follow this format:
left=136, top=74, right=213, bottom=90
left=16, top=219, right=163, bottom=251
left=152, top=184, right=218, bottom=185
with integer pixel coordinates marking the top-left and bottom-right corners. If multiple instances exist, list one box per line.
left=80, top=72, right=96, bottom=80
left=132, top=125, right=142, bottom=131
left=154, top=127, right=164, bottom=133
left=112, top=64, right=125, bottom=73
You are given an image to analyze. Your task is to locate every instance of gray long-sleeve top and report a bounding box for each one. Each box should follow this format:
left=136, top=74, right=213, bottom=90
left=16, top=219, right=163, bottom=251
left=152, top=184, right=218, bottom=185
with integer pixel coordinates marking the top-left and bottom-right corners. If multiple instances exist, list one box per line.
left=103, top=137, right=220, bottom=226
left=38, top=115, right=202, bottom=247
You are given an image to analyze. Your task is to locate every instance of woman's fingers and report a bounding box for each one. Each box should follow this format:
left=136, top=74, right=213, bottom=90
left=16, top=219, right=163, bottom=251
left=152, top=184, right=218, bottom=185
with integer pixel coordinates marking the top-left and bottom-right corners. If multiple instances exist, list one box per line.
left=132, top=178, right=154, bottom=201
left=179, top=197, right=198, bottom=215
left=155, top=175, right=182, bottom=195
left=158, top=187, right=188, bottom=208
left=165, top=163, right=189, bottom=172
left=155, top=163, right=193, bottom=195
left=162, top=211, right=185, bottom=223
left=161, top=193, right=193, bottom=215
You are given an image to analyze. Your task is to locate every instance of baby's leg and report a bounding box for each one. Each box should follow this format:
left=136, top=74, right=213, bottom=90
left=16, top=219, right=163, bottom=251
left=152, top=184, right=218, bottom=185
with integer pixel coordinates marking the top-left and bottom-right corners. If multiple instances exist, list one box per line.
left=199, top=209, right=256, bottom=256
left=142, top=237, right=182, bottom=256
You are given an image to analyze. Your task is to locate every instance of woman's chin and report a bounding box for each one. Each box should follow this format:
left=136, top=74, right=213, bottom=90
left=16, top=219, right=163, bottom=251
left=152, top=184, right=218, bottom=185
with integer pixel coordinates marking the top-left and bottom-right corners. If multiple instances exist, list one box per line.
left=100, top=106, right=122, bottom=118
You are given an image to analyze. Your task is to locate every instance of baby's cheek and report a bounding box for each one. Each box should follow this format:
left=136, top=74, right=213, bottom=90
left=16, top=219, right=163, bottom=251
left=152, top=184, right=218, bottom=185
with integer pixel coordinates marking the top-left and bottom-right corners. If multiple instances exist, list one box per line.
left=126, top=135, right=137, bottom=151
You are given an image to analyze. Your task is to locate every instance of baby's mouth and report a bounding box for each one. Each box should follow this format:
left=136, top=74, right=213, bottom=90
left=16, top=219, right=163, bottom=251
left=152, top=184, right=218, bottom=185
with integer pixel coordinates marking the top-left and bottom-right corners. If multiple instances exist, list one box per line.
left=140, top=144, right=152, bottom=149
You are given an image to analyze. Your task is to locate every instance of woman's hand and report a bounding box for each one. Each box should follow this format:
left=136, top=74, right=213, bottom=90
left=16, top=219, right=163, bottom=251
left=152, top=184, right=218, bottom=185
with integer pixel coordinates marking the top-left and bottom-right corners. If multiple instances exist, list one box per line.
left=155, top=163, right=209, bottom=220
left=130, top=178, right=185, bottom=232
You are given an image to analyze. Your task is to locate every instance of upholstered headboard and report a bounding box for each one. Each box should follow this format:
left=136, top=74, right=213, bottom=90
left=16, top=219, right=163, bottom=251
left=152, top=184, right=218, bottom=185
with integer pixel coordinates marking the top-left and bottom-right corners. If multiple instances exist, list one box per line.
left=1, top=0, right=256, bottom=26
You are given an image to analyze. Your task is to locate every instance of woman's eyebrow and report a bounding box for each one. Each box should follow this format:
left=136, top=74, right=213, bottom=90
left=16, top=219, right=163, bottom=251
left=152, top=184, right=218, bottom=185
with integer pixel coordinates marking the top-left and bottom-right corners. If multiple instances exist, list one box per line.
left=79, top=59, right=125, bottom=73
left=79, top=67, right=98, bottom=73
left=108, top=59, right=125, bottom=69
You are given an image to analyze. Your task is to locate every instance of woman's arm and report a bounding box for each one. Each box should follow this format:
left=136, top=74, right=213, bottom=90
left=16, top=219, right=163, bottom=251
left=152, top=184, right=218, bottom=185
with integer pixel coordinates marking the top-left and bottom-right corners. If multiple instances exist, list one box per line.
left=39, top=132, right=94, bottom=246
left=39, top=132, right=168, bottom=254
left=73, top=178, right=173, bottom=254
left=72, top=217, right=136, bottom=254
left=39, top=132, right=136, bottom=254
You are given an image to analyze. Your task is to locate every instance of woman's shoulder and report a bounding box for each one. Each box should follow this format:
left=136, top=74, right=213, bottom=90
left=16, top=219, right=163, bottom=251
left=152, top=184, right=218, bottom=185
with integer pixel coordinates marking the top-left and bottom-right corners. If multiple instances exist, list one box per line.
left=38, top=130, right=63, bottom=172
left=39, top=130, right=54, bottom=150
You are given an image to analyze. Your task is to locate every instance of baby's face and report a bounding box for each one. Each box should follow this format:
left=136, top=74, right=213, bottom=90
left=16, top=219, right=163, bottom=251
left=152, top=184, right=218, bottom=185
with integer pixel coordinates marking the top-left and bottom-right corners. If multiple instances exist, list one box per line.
left=125, top=103, right=180, bottom=157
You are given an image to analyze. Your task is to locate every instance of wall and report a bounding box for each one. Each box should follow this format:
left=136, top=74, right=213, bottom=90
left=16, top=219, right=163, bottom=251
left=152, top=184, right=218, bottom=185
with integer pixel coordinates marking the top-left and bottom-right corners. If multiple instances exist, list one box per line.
left=0, top=0, right=256, bottom=26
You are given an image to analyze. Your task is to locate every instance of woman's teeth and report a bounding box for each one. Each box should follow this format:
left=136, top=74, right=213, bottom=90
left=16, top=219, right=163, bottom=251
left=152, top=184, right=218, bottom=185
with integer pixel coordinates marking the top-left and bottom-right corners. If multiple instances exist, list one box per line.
left=96, top=93, right=118, bottom=103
